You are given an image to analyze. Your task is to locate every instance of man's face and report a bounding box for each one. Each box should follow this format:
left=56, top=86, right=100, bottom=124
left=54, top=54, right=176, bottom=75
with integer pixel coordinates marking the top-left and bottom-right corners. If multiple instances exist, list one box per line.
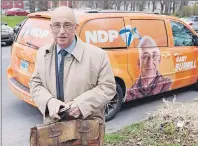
left=139, top=47, right=161, bottom=78
left=50, top=18, right=77, bottom=48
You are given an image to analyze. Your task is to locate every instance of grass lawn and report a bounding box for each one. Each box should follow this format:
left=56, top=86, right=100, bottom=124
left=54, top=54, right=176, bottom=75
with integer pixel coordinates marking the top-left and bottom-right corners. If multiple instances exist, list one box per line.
left=105, top=100, right=198, bottom=146
left=2, top=15, right=27, bottom=28
left=105, top=119, right=198, bottom=146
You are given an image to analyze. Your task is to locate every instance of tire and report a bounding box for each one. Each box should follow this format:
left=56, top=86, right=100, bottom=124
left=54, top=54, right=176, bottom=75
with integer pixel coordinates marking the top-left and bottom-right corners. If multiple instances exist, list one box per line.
left=195, top=80, right=198, bottom=91
left=6, top=41, right=13, bottom=46
left=105, top=83, right=123, bottom=122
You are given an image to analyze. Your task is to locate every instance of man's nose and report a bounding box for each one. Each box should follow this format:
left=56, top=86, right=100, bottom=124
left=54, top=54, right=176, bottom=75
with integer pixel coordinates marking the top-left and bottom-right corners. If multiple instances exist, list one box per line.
left=146, top=57, right=153, bottom=65
left=59, top=26, right=66, bottom=34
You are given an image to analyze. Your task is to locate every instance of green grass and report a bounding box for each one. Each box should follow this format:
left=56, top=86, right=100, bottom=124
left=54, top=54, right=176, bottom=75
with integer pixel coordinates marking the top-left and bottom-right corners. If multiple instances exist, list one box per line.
left=104, top=118, right=198, bottom=146
left=2, top=15, right=26, bottom=28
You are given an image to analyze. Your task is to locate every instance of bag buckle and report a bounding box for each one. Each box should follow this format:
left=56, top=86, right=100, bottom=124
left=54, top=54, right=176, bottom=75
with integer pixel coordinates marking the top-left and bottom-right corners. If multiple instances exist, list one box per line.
left=48, top=125, right=62, bottom=138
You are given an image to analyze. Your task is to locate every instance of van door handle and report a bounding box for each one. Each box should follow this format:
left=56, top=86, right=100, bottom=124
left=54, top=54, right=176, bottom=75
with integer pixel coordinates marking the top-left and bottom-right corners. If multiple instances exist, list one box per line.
left=174, top=52, right=182, bottom=56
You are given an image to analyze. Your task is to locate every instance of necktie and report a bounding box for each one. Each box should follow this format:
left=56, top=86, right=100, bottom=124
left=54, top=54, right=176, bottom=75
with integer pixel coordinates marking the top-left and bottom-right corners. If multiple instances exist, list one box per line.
left=58, top=50, right=67, bottom=101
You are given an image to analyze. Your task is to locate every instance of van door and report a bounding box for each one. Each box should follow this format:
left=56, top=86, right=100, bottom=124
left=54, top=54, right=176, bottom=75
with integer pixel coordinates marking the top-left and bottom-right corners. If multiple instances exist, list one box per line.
left=167, top=20, right=197, bottom=89
left=79, top=17, right=132, bottom=113
left=126, top=19, right=174, bottom=101
left=79, top=17, right=132, bottom=85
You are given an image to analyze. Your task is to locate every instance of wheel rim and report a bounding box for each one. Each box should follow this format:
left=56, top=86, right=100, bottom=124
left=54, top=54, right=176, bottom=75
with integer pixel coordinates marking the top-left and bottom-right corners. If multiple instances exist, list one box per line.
left=105, top=93, right=119, bottom=117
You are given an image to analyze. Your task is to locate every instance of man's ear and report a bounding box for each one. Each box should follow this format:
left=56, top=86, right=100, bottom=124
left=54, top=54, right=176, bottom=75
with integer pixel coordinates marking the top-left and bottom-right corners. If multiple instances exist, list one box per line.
left=75, top=24, right=79, bottom=30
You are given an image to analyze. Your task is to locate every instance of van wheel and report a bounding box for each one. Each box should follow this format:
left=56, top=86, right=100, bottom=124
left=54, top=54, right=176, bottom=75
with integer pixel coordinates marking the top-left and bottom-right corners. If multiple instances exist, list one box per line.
left=105, top=83, right=123, bottom=122
left=195, top=80, right=198, bottom=91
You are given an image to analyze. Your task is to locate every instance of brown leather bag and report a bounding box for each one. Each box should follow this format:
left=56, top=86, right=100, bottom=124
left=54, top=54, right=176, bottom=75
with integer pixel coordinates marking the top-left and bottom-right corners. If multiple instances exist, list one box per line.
left=30, top=119, right=104, bottom=146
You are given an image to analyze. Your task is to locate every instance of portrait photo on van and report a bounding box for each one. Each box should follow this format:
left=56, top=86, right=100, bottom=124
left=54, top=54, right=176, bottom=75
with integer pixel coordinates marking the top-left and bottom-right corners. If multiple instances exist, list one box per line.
left=127, top=36, right=173, bottom=101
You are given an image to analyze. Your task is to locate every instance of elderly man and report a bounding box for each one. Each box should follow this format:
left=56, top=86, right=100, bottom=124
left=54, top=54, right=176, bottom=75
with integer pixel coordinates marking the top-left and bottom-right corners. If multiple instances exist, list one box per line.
left=29, top=6, right=116, bottom=137
left=127, top=36, right=172, bottom=101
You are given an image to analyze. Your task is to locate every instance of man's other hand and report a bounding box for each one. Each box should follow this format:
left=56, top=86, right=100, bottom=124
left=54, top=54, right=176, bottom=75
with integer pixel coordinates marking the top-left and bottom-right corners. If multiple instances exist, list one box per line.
left=47, top=98, right=67, bottom=119
left=66, top=101, right=81, bottom=118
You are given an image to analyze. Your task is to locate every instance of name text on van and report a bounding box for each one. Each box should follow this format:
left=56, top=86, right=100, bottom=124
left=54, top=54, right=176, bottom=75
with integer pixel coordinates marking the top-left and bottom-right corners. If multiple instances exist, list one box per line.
left=175, top=56, right=196, bottom=72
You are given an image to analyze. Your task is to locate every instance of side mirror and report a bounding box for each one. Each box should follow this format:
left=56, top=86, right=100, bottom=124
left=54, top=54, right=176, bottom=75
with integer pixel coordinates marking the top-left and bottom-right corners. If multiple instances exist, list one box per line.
left=193, top=35, right=198, bottom=46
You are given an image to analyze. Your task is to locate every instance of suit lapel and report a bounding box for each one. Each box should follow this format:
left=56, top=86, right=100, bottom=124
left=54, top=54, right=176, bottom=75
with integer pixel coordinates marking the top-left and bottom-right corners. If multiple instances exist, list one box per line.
left=44, top=44, right=57, bottom=97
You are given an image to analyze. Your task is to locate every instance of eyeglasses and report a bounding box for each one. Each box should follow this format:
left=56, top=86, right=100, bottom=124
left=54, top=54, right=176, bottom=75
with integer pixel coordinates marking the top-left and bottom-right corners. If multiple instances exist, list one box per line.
left=51, top=22, right=74, bottom=33
left=141, top=54, right=160, bottom=61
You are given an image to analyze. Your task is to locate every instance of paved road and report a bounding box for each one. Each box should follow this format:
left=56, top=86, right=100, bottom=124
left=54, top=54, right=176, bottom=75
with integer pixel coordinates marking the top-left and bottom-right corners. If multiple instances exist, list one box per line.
left=2, top=44, right=198, bottom=146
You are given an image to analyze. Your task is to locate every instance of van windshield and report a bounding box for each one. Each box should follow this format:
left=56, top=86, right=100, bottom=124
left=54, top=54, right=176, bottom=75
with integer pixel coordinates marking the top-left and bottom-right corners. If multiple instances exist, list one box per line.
left=16, top=17, right=54, bottom=48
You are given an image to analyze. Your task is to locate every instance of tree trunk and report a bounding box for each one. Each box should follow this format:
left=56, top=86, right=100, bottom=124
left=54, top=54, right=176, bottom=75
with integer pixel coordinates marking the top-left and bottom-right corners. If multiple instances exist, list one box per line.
left=179, top=1, right=188, bottom=11
left=169, top=1, right=172, bottom=14
left=152, top=1, right=156, bottom=12
left=133, top=1, right=136, bottom=11
left=164, top=3, right=169, bottom=15
left=37, top=1, right=48, bottom=11
left=173, top=1, right=176, bottom=14
left=29, top=0, right=35, bottom=13
left=160, top=1, right=164, bottom=14
left=116, top=1, right=121, bottom=10
left=103, top=1, right=109, bottom=10
left=148, top=1, right=150, bottom=10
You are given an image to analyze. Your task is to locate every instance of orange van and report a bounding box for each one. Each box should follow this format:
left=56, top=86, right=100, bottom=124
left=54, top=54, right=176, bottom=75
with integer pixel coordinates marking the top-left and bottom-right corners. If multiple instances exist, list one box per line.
left=7, top=10, right=198, bottom=121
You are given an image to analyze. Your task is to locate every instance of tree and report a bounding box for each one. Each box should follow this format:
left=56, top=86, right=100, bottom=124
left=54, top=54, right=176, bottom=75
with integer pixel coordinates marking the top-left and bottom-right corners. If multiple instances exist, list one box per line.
left=173, top=1, right=176, bottom=14
left=29, top=0, right=35, bottom=13
left=164, top=1, right=170, bottom=15
left=179, top=1, right=188, bottom=11
left=159, top=1, right=171, bottom=15
left=160, top=0, right=164, bottom=14
left=152, top=1, right=156, bottom=12
left=192, top=4, right=198, bottom=15
left=136, top=1, right=146, bottom=11
left=115, top=0, right=122, bottom=10
left=36, top=1, right=48, bottom=11
left=148, top=1, right=150, bottom=10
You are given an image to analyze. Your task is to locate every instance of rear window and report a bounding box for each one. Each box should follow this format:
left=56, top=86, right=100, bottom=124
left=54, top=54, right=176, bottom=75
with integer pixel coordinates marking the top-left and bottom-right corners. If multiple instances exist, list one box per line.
left=16, top=17, right=53, bottom=48
left=130, top=19, right=168, bottom=47
left=80, top=18, right=127, bottom=49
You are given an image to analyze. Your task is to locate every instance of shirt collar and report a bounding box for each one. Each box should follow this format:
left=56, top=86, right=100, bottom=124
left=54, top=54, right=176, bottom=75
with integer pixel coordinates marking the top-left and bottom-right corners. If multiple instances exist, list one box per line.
left=57, top=38, right=76, bottom=55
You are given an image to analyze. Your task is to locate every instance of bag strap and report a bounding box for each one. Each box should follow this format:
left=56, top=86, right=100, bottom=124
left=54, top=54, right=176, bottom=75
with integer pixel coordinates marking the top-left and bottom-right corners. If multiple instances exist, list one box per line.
left=77, top=120, right=90, bottom=146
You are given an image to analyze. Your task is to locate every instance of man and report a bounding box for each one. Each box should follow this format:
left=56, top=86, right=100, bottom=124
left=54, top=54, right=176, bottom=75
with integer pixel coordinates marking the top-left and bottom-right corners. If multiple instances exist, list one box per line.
left=29, top=6, right=116, bottom=130
left=127, top=36, right=172, bottom=101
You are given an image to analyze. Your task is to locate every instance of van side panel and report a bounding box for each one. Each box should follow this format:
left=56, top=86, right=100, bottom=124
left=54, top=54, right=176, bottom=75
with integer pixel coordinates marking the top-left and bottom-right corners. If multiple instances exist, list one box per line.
left=79, top=17, right=132, bottom=100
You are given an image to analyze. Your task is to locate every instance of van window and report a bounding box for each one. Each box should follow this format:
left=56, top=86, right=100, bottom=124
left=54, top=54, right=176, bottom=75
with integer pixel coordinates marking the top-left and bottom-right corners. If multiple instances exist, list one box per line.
left=17, top=17, right=53, bottom=48
left=80, top=18, right=126, bottom=49
left=170, top=21, right=193, bottom=46
left=130, top=19, right=168, bottom=47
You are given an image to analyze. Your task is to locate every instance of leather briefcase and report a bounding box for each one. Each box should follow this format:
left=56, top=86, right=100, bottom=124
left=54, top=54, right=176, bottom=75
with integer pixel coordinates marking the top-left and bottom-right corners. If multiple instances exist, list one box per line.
left=30, top=119, right=104, bottom=146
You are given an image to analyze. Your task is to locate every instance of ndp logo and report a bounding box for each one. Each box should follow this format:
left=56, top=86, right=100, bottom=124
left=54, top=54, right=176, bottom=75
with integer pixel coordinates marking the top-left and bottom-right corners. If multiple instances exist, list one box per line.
left=85, top=25, right=141, bottom=46
left=85, top=30, right=118, bottom=43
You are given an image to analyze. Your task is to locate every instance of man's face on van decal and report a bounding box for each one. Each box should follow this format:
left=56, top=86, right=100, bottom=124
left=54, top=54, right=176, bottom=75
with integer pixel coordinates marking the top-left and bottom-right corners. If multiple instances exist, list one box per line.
left=139, top=47, right=161, bottom=78
left=50, top=7, right=78, bottom=48
left=138, top=36, right=161, bottom=78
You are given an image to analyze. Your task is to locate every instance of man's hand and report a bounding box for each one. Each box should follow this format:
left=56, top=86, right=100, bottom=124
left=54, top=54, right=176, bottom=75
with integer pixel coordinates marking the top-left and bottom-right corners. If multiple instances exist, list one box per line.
left=66, top=101, right=81, bottom=118
left=47, top=98, right=68, bottom=119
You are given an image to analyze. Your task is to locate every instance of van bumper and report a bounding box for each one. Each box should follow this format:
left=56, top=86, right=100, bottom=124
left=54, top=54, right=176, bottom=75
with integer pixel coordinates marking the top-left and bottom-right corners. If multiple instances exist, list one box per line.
left=7, top=66, right=36, bottom=106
